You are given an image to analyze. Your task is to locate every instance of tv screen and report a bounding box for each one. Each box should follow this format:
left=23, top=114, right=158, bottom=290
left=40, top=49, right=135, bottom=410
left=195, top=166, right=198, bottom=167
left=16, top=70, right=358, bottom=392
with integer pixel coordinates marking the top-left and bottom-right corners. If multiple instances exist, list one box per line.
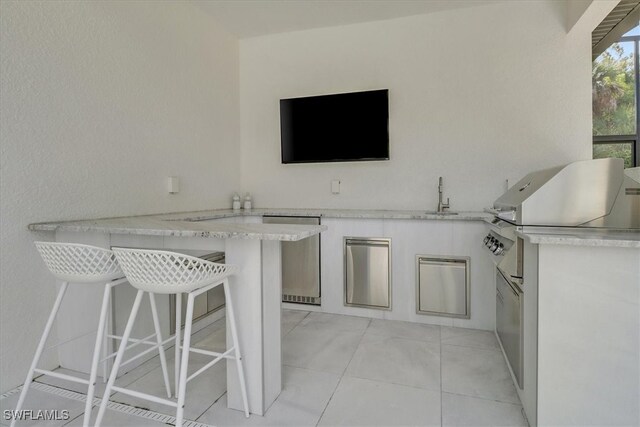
left=280, top=89, right=389, bottom=164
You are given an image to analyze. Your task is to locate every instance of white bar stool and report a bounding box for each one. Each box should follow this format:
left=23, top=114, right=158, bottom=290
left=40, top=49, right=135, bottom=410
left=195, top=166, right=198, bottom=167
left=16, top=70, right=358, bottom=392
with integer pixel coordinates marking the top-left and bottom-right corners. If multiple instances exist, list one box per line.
left=11, top=242, right=172, bottom=427
left=95, top=248, right=250, bottom=427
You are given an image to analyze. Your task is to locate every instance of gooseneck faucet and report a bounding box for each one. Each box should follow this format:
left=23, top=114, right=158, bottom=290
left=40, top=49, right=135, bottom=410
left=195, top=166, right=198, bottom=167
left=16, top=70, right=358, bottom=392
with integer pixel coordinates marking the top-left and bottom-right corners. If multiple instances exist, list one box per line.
left=437, top=176, right=450, bottom=212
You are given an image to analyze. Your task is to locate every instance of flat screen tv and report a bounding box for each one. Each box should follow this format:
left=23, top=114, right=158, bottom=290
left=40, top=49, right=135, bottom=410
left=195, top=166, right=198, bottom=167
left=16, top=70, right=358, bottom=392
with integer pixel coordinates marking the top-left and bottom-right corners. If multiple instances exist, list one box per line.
left=280, top=89, right=389, bottom=164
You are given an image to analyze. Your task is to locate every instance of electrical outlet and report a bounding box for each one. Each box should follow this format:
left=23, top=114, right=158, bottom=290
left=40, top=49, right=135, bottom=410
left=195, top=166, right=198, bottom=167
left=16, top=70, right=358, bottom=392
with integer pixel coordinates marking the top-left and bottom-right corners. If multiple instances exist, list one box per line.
left=331, top=180, right=340, bottom=194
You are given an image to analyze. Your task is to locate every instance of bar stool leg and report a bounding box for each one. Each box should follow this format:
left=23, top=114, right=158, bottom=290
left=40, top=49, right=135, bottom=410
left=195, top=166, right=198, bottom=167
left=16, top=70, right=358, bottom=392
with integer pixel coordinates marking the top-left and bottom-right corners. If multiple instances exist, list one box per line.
left=175, top=293, right=195, bottom=427
left=11, top=282, right=69, bottom=427
left=101, top=293, right=109, bottom=383
left=149, top=293, right=172, bottom=398
left=95, top=290, right=144, bottom=427
left=174, top=293, right=182, bottom=393
left=223, top=278, right=250, bottom=418
left=83, top=283, right=112, bottom=427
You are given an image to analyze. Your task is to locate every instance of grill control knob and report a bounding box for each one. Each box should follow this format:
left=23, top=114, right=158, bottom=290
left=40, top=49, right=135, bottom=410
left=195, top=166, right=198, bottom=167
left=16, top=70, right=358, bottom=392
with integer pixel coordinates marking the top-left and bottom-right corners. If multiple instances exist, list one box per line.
left=483, top=235, right=491, bottom=245
left=489, top=241, right=499, bottom=252
left=493, top=243, right=504, bottom=255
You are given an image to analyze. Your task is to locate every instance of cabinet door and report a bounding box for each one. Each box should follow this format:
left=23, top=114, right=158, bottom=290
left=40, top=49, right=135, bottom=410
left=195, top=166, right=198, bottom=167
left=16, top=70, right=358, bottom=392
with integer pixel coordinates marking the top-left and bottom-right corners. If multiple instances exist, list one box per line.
left=345, top=239, right=390, bottom=309
left=417, top=257, right=469, bottom=318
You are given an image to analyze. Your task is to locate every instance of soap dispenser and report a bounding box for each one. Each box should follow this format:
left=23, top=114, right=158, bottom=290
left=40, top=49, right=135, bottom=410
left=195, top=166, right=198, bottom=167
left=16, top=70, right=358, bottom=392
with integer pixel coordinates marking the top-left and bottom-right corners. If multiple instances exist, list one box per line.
left=243, top=193, right=252, bottom=210
left=232, top=193, right=241, bottom=211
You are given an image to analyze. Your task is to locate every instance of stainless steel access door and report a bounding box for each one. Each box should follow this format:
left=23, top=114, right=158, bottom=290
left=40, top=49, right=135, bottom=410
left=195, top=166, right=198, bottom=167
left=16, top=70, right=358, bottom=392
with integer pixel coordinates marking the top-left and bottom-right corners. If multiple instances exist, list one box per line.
left=496, top=268, right=523, bottom=388
left=417, top=256, right=469, bottom=318
left=263, top=216, right=321, bottom=305
left=344, top=238, right=391, bottom=309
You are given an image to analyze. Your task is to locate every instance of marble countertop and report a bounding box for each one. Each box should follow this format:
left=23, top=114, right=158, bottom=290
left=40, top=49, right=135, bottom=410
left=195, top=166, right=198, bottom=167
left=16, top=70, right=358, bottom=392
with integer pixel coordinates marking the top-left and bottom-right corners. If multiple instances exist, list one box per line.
left=158, top=208, right=491, bottom=221
left=28, top=208, right=489, bottom=241
left=517, top=227, right=640, bottom=248
left=28, top=213, right=326, bottom=241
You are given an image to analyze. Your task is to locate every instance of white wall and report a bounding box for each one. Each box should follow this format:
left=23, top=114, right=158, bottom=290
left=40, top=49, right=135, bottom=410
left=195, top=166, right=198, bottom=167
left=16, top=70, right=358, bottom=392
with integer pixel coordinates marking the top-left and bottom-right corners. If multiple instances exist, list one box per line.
left=239, top=0, right=593, bottom=211
left=0, top=1, right=240, bottom=391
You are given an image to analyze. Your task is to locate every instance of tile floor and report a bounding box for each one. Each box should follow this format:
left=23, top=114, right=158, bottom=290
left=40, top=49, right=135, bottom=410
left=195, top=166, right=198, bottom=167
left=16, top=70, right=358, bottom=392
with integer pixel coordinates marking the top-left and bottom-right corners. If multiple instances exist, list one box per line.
left=1, top=310, right=528, bottom=426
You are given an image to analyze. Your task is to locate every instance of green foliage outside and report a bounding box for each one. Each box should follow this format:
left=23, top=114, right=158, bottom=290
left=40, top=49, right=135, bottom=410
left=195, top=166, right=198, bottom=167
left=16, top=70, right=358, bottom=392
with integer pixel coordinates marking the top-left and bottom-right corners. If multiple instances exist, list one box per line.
left=592, top=43, right=635, bottom=167
left=593, top=143, right=633, bottom=168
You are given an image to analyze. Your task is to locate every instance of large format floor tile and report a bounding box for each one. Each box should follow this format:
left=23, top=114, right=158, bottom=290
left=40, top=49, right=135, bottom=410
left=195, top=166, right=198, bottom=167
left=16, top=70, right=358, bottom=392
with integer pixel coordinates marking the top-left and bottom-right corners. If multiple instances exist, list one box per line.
left=2, top=310, right=525, bottom=427
left=442, top=393, right=527, bottom=426
left=296, top=312, right=370, bottom=334
left=366, top=318, right=440, bottom=342
left=441, top=344, right=520, bottom=404
left=105, top=354, right=227, bottom=423
left=441, top=327, right=499, bottom=350
left=283, top=326, right=363, bottom=374
left=345, top=333, right=440, bottom=390
left=32, top=356, right=163, bottom=399
left=198, top=366, right=340, bottom=426
left=193, top=324, right=226, bottom=353
left=35, top=319, right=224, bottom=398
left=281, top=310, right=309, bottom=336
left=318, top=376, right=441, bottom=426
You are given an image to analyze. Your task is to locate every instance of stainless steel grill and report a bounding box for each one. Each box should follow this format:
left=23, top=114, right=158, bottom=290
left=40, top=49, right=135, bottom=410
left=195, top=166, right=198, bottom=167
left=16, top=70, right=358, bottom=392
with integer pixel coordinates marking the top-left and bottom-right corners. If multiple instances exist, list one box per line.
left=491, top=158, right=639, bottom=229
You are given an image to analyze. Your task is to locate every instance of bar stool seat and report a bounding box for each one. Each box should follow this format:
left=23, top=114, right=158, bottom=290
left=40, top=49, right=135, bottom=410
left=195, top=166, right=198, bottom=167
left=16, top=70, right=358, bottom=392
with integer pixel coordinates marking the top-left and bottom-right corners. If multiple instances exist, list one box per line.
left=11, top=242, right=172, bottom=427
left=95, top=248, right=250, bottom=427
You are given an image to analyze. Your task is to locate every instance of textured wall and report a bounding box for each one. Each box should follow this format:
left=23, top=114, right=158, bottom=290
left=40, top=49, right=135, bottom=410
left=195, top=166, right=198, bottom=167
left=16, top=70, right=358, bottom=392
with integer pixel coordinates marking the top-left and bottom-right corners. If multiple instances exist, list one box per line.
left=0, top=1, right=240, bottom=391
left=238, top=1, right=593, bottom=211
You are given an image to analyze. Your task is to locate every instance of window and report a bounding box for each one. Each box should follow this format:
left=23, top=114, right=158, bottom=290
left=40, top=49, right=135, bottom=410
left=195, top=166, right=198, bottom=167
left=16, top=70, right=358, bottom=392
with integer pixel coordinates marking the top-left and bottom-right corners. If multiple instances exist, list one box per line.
left=593, top=25, right=640, bottom=168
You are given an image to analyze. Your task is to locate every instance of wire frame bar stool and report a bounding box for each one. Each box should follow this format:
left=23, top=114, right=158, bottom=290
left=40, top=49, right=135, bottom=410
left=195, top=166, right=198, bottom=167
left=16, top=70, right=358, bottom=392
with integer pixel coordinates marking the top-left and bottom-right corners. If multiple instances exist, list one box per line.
left=11, top=242, right=172, bottom=427
left=95, top=248, right=250, bottom=427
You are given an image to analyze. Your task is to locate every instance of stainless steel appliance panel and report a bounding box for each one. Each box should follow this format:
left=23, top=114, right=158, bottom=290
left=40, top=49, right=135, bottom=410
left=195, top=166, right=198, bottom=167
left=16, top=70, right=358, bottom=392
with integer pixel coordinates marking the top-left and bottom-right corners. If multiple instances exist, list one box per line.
left=207, top=286, right=225, bottom=312
left=496, top=268, right=523, bottom=388
left=417, top=256, right=469, bottom=318
left=344, top=238, right=390, bottom=309
left=263, top=216, right=321, bottom=305
left=492, top=158, right=629, bottom=227
left=581, top=168, right=640, bottom=229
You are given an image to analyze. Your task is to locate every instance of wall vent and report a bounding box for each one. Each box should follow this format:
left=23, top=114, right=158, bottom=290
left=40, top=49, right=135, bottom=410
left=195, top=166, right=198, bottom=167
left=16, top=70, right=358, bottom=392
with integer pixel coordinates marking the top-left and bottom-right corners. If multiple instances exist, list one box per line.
left=283, top=294, right=320, bottom=305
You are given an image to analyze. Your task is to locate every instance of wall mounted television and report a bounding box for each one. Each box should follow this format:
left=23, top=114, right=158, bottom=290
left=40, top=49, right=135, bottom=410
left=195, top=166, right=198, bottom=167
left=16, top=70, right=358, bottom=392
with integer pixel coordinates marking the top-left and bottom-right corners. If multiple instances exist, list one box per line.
left=280, top=89, right=389, bottom=164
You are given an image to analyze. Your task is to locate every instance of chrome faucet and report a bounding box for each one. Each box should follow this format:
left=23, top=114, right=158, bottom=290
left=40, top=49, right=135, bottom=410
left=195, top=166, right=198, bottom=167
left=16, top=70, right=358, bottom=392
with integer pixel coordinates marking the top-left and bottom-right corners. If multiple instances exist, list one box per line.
left=437, top=176, right=450, bottom=213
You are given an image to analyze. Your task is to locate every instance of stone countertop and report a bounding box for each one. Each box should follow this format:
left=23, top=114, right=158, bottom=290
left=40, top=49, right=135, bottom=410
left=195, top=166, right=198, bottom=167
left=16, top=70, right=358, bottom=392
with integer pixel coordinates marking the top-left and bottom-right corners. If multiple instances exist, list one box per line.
left=28, top=208, right=490, bottom=241
left=28, top=213, right=326, bottom=241
left=158, top=208, right=492, bottom=221
left=517, top=227, right=640, bottom=248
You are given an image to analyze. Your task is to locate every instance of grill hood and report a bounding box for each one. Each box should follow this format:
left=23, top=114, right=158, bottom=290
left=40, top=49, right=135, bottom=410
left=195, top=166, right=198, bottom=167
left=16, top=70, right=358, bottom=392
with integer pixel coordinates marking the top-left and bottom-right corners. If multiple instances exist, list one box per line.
left=492, top=158, right=639, bottom=229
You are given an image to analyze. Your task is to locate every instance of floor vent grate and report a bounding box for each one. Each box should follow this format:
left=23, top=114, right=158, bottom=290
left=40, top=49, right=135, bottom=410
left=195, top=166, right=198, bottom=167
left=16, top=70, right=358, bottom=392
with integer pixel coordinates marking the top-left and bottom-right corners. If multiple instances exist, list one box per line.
left=1, top=381, right=213, bottom=427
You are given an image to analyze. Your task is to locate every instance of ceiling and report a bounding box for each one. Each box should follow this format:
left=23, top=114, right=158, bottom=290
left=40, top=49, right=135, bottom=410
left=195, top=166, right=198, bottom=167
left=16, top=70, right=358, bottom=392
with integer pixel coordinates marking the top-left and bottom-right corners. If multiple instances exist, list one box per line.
left=193, top=0, right=503, bottom=39
left=592, top=0, right=640, bottom=59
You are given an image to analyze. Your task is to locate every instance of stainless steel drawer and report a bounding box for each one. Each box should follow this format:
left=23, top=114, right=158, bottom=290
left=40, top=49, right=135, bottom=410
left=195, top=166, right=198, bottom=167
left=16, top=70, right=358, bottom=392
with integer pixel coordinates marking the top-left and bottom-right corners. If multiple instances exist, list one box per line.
left=416, top=256, right=470, bottom=318
left=344, top=238, right=391, bottom=309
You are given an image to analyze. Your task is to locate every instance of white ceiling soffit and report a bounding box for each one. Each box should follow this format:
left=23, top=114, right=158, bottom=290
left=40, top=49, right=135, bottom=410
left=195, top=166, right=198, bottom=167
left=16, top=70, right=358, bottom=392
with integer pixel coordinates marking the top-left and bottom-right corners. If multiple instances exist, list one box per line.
left=592, top=0, right=640, bottom=59
left=193, top=0, right=504, bottom=39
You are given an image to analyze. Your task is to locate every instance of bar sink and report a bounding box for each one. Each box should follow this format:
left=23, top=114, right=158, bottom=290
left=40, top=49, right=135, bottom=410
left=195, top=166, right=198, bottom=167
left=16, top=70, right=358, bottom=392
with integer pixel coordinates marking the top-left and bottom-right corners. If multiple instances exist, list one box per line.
left=425, top=211, right=459, bottom=216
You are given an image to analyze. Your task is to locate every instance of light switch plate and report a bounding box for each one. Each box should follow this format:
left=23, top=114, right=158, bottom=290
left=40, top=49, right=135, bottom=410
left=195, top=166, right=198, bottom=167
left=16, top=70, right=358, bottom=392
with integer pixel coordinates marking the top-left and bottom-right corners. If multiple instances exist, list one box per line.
left=331, top=180, right=340, bottom=194
left=168, top=176, right=179, bottom=193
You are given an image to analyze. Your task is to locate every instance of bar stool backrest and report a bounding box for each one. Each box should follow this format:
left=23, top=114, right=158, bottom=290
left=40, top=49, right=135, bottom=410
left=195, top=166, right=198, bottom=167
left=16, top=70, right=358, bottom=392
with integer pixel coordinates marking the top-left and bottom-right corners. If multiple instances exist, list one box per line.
left=112, top=248, right=235, bottom=294
left=34, top=241, right=122, bottom=283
